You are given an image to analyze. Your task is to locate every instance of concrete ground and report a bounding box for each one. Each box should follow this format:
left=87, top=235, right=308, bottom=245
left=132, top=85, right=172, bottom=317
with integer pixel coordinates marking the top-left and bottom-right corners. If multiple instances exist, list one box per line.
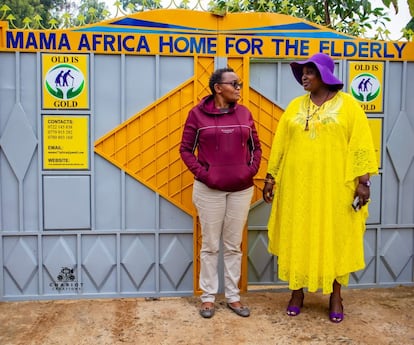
left=0, top=285, right=413, bottom=345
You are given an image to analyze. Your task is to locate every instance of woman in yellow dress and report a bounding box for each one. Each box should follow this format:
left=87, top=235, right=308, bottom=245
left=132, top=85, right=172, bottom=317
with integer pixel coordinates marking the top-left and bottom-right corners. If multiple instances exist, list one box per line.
left=263, top=53, right=378, bottom=323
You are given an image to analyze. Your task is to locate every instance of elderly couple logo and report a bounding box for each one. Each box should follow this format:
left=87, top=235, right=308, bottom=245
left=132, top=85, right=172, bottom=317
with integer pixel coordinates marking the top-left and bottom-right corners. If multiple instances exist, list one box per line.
left=350, top=73, right=381, bottom=103
left=45, top=64, right=85, bottom=100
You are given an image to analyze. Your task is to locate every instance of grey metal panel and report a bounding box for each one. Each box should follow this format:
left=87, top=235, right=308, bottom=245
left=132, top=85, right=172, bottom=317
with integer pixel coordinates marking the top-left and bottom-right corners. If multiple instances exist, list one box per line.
left=159, top=197, right=193, bottom=230
left=379, top=228, right=414, bottom=284
left=383, top=157, right=400, bottom=224
left=247, top=201, right=277, bottom=285
left=120, top=234, right=156, bottom=293
left=1, top=103, right=37, bottom=180
left=350, top=228, right=377, bottom=286
left=125, top=55, right=157, bottom=115
left=248, top=201, right=271, bottom=227
left=0, top=53, right=17, bottom=128
left=406, top=63, right=414, bottom=125
left=247, top=229, right=275, bottom=283
left=385, top=62, right=405, bottom=129
left=0, top=156, right=19, bottom=230
left=20, top=54, right=38, bottom=132
left=42, top=235, right=77, bottom=296
left=159, top=56, right=193, bottom=96
left=0, top=53, right=39, bottom=232
left=125, top=175, right=157, bottom=230
left=367, top=174, right=381, bottom=224
left=247, top=203, right=278, bottom=285
left=43, top=175, right=91, bottom=229
left=250, top=63, right=278, bottom=103
left=159, top=233, right=193, bottom=292
left=82, top=235, right=117, bottom=293
left=384, top=61, right=414, bottom=225
left=403, top=168, right=414, bottom=223
left=94, top=156, right=122, bottom=230
left=24, top=151, right=40, bottom=231
left=248, top=203, right=284, bottom=286
left=3, top=236, right=39, bottom=296
left=94, top=54, right=122, bottom=139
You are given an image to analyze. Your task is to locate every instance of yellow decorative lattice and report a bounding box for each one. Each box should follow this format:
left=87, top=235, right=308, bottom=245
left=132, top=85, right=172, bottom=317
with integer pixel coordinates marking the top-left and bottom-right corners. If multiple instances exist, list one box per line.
left=94, top=57, right=214, bottom=216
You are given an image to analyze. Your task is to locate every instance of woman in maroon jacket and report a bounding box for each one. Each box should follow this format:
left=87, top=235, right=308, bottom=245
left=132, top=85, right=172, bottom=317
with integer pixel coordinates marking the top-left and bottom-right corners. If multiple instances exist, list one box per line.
left=180, top=68, right=262, bottom=318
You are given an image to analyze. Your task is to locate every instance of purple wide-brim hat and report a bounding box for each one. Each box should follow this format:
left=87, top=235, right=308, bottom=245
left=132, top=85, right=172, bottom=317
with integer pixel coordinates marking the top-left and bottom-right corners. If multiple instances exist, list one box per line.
left=290, top=53, right=344, bottom=90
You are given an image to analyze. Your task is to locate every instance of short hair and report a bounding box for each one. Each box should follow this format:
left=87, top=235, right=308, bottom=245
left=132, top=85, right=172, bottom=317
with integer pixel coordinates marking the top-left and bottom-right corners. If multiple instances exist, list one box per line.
left=209, top=67, right=235, bottom=95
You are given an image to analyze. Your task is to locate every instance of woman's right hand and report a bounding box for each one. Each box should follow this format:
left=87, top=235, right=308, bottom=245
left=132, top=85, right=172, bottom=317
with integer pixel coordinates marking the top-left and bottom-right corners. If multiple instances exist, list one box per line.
left=262, top=182, right=274, bottom=203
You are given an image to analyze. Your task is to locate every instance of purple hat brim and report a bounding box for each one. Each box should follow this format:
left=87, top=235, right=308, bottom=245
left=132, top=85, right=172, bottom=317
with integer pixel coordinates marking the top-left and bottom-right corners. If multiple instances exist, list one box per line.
left=290, top=55, right=343, bottom=89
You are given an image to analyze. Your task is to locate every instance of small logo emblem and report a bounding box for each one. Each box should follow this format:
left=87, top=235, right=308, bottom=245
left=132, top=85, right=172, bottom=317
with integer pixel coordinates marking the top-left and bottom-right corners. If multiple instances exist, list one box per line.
left=350, top=73, right=380, bottom=102
left=57, top=267, right=76, bottom=282
left=45, top=64, right=85, bottom=100
left=50, top=266, right=83, bottom=291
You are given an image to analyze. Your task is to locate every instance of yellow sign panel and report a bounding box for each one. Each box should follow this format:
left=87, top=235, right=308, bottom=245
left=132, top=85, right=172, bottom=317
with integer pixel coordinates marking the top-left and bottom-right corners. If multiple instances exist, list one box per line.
left=348, top=61, right=384, bottom=113
left=368, top=118, right=382, bottom=168
left=43, top=116, right=89, bottom=169
left=1, top=11, right=413, bottom=61
left=42, top=54, right=89, bottom=109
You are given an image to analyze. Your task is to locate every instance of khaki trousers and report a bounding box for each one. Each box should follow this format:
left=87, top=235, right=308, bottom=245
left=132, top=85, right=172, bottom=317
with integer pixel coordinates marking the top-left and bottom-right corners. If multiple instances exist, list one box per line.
left=192, top=180, right=254, bottom=303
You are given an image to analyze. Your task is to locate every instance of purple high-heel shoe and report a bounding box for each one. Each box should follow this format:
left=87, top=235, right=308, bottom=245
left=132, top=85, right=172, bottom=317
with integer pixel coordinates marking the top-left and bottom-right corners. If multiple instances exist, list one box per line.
left=329, top=295, right=344, bottom=323
left=286, top=290, right=304, bottom=316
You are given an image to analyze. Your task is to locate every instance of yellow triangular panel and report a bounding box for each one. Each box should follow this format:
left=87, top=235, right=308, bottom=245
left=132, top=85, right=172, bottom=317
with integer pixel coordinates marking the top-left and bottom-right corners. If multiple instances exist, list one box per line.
left=94, top=57, right=215, bottom=216
left=94, top=79, right=197, bottom=215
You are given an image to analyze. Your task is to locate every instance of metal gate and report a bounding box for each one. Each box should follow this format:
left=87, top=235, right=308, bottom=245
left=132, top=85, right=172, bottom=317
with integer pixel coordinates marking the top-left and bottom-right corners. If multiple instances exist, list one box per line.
left=1, top=10, right=413, bottom=301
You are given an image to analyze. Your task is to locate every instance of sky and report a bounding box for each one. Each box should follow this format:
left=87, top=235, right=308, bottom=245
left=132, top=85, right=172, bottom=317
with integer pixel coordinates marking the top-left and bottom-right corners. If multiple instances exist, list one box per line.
left=101, top=0, right=411, bottom=40
left=370, top=0, right=411, bottom=39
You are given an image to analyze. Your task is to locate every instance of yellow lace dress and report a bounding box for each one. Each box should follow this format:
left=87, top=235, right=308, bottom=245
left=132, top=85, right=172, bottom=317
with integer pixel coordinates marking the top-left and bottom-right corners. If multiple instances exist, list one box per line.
left=267, top=91, right=378, bottom=294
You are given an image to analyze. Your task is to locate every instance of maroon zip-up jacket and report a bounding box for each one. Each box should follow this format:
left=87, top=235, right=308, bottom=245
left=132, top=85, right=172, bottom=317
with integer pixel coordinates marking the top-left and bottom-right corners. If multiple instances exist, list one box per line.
left=180, top=95, right=262, bottom=192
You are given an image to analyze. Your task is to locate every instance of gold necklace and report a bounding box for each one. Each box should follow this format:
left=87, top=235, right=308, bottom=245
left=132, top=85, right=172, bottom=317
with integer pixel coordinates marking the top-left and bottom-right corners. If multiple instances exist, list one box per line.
left=305, top=91, right=330, bottom=131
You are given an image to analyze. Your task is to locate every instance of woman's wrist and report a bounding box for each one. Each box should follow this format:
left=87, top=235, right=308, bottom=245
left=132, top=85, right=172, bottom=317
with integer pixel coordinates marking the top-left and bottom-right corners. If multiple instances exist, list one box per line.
left=264, top=174, right=275, bottom=185
left=358, top=174, right=370, bottom=187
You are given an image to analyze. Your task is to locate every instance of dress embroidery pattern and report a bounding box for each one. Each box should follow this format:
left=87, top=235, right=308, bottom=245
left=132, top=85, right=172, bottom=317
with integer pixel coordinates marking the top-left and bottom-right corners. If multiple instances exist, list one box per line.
left=295, top=94, right=341, bottom=139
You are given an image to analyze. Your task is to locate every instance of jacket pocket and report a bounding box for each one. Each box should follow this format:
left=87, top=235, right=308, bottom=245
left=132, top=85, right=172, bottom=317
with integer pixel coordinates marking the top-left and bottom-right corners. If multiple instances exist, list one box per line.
left=206, top=164, right=253, bottom=191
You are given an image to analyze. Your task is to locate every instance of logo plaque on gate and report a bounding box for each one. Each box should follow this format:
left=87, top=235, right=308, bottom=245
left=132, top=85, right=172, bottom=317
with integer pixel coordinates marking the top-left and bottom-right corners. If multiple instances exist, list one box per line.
left=42, top=54, right=89, bottom=110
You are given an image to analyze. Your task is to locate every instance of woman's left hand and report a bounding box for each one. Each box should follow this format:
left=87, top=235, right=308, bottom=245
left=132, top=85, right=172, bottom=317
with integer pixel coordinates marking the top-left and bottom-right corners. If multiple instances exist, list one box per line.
left=355, top=183, right=370, bottom=208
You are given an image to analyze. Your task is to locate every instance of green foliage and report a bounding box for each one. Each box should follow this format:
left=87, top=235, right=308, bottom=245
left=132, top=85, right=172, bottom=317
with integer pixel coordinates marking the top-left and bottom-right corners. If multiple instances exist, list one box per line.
left=1, top=0, right=58, bottom=28
left=209, top=0, right=390, bottom=37
left=208, top=0, right=413, bottom=40
left=0, top=0, right=110, bottom=28
left=118, top=0, right=161, bottom=12
left=409, top=0, right=414, bottom=16
left=74, top=0, right=110, bottom=26
left=404, top=17, right=414, bottom=40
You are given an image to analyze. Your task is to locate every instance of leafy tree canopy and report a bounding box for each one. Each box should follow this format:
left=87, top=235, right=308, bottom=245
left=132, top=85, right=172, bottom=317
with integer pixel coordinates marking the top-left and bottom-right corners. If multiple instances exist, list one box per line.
left=206, top=0, right=412, bottom=40
left=0, top=0, right=110, bottom=29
